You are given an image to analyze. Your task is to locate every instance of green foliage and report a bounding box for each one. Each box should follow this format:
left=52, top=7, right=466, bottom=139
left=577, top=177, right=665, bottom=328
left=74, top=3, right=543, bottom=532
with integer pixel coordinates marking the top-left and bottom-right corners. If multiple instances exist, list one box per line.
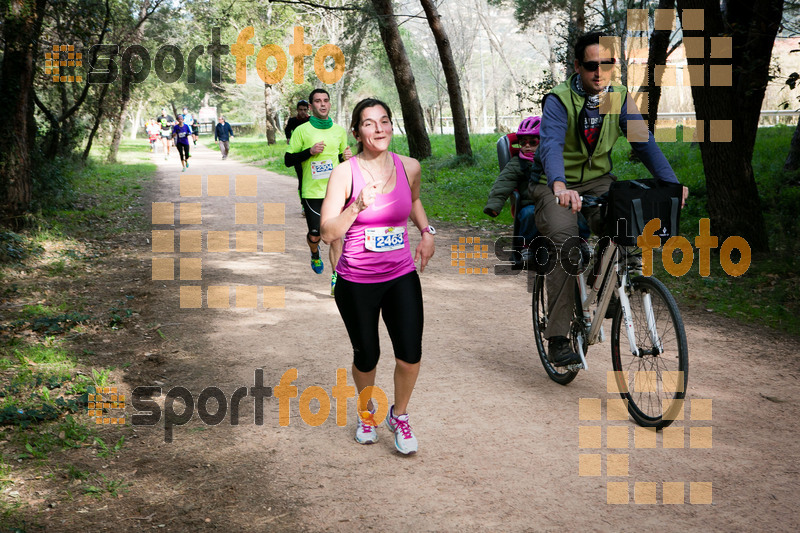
left=30, top=154, right=83, bottom=213
left=204, top=138, right=298, bottom=177
left=83, top=474, right=129, bottom=498
left=94, top=436, right=124, bottom=458
left=108, top=296, right=135, bottom=329
left=10, top=310, right=91, bottom=335
left=66, top=464, right=90, bottom=481
left=0, top=232, right=44, bottom=264
left=45, top=140, right=155, bottom=237
left=90, top=368, right=111, bottom=388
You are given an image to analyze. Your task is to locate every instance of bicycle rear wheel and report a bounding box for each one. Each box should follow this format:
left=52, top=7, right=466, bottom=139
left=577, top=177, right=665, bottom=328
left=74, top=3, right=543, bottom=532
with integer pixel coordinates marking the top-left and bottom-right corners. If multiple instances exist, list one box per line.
left=532, top=274, right=579, bottom=385
left=611, top=276, right=688, bottom=429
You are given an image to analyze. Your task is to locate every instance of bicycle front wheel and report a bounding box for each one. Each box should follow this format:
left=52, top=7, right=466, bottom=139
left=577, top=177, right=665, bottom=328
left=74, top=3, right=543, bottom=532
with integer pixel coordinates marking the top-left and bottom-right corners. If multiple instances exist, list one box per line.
left=610, top=276, right=688, bottom=429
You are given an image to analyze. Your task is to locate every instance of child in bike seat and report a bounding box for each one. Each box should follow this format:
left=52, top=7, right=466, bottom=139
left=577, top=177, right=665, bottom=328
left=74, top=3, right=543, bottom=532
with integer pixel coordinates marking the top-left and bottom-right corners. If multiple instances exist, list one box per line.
left=484, top=117, right=542, bottom=244
left=484, top=116, right=588, bottom=250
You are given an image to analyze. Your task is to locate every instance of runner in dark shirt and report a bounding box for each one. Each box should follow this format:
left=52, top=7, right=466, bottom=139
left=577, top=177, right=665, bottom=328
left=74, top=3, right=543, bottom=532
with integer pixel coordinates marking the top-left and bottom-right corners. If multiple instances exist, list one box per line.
left=285, top=100, right=310, bottom=214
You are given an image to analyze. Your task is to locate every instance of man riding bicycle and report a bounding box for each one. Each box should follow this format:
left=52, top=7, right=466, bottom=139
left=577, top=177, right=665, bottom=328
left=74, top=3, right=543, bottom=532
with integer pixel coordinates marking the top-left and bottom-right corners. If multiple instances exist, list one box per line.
left=533, top=31, right=688, bottom=367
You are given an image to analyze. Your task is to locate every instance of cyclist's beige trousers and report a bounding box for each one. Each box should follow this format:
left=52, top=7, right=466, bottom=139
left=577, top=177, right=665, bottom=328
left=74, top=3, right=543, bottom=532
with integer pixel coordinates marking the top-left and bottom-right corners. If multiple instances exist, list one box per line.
left=529, top=174, right=615, bottom=339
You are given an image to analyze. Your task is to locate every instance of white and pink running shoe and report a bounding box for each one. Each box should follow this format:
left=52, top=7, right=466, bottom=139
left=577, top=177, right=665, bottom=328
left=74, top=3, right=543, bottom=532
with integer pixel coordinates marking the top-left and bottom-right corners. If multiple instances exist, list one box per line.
left=355, top=409, right=378, bottom=445
left=385, top=405, right=418, bottom=455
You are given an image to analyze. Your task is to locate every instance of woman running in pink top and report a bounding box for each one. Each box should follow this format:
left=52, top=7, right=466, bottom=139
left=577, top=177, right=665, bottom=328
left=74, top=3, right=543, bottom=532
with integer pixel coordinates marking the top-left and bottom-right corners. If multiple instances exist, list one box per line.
left=320, top=98, right=435, bottom=455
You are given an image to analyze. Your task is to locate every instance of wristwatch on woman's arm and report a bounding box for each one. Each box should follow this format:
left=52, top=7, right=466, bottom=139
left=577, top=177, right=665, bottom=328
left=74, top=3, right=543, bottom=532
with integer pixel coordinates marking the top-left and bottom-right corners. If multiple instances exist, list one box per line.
left=420, top=225, right=436, bottom=236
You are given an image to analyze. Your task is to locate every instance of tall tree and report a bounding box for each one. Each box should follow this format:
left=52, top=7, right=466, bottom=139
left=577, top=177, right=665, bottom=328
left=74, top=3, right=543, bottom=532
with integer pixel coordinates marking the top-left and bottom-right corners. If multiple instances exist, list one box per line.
left=0, top=0, right=48, bottom=229
left=107, top=0, right=158, bottom=163
left=676, top=0, right=784, bottom=252
left=639, top=0, right=678, bottom=133
left=420, top=0, right=472, bottom=158
left=370, top=0, right=431, bottom=160
left=491, top=0, right=585, bottom=71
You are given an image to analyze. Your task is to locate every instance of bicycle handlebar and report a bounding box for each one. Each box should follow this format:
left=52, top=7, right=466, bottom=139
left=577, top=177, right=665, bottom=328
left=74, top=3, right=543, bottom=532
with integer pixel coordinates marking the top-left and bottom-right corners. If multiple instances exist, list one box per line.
left=555, top=193, right=606, bottom=208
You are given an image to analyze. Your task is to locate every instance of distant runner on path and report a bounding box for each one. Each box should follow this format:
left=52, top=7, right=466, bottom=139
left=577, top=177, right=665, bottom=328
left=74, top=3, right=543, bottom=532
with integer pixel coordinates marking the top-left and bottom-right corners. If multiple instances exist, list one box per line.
left=172, top=115, right=192, bottom=172
left=157, top=110, right=174, bottom=160
left=215, top=116, right=234, bottom=160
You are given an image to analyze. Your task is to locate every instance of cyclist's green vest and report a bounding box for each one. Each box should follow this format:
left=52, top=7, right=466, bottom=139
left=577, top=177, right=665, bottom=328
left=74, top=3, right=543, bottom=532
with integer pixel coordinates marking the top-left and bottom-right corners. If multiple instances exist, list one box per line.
left=546, top=74, right=627, bottom=184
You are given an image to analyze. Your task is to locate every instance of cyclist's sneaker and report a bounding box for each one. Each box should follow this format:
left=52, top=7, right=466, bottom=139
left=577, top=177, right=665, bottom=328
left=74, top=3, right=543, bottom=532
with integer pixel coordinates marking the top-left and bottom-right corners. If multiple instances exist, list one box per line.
left=386, top=405, right=418, bottom=455
left=355, top=409, right=378, bottom=445
left=310, top=253, right=324, bottom=274
left=547, top=336, right=581, bottom=367
left=331, top=272, right=338, bottom=297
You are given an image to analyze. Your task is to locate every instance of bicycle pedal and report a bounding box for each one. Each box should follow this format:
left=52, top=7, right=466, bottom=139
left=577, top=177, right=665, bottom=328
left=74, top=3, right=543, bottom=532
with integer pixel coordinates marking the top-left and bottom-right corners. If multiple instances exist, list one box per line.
left=565, top=363, right=584, bottom=371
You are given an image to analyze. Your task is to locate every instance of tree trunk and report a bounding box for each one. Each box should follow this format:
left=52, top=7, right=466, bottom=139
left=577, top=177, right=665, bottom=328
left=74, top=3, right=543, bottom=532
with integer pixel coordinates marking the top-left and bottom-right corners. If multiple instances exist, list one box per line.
left=544, top=16, right=561, bottom=82
left=337, top=15, right=368, bottom=126
left=641, top=0, right=675, bottom=132
left=0, top=0, right=47, bottom=229
left=83, top=83, right=111, bottom=160
left=264, top=84, right=277, bottom=145
left=784, top=115, right=800, bottom=172
left=370, top=0, right=431, bottom=160
left=107, top=0, right=148, bottom=163
left=676, top=0, right=784, bottom=252
left=130, top=98, right=144, bottom=140
left=490, top=46, right=500, bottom=133
left=420, top=0, right=472, bottom=157
left=566, top=0, right=586, bottom=67
left=107, top=75, right=132, bottom=163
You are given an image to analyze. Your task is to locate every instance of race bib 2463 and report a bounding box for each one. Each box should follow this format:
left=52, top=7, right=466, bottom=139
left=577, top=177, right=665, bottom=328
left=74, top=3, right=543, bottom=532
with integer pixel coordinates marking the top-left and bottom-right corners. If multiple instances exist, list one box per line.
left=364, top=226, right=405, bottom=252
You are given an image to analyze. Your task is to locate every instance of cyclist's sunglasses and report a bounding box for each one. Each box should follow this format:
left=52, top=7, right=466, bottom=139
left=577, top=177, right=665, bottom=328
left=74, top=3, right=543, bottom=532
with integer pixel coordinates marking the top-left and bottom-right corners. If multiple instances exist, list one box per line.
left=518, top=137, right=540, bottom=147
left=581, top=58, right=616, bottom=72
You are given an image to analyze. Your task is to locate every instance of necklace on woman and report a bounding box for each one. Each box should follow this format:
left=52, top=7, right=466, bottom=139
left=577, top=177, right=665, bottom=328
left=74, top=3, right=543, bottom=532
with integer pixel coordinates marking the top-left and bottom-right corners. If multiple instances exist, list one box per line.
left=358, top=154, right=394, bottom=192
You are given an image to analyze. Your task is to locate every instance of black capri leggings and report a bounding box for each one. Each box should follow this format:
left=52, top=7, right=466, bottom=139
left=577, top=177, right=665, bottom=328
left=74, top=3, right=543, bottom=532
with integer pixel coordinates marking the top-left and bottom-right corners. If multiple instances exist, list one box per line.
left=176, top=143, right=190, bottom=161
left=334, top=271, right=424, bottom=372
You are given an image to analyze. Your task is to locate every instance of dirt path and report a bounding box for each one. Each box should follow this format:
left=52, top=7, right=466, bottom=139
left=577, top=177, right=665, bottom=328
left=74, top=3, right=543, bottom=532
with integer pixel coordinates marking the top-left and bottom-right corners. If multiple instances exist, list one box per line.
left=41, top=143, right=800, bottom=531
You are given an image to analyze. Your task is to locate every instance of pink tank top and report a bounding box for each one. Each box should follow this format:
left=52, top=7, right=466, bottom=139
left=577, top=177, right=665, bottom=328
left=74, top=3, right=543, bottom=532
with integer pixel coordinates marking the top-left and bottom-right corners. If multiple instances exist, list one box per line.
left=335, top=153, right=416, bottom=283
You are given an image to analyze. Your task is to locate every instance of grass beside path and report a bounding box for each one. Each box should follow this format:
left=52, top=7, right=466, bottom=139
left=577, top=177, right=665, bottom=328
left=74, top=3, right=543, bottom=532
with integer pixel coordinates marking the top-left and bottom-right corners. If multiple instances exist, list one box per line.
left=215, top=128, right=799, bottom=334
left=0, top=139, right=154, bottom=528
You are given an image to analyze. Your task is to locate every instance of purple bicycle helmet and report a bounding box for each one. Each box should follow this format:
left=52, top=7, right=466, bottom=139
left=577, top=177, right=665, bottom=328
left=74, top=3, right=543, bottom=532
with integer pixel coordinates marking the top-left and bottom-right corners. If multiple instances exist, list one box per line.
left=517, top=116, right=541, bottom=137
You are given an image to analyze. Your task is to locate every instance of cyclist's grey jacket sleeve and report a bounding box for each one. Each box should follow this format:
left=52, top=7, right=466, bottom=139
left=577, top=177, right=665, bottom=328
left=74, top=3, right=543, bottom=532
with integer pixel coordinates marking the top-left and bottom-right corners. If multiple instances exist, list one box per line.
left=484, top=156, right=535, bottom=214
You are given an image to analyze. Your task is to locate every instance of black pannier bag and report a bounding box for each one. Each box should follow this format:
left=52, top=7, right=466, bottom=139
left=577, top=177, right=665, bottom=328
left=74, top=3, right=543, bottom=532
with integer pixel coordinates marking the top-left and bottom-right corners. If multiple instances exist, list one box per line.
left=604, top=178, right=682, bottom=246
